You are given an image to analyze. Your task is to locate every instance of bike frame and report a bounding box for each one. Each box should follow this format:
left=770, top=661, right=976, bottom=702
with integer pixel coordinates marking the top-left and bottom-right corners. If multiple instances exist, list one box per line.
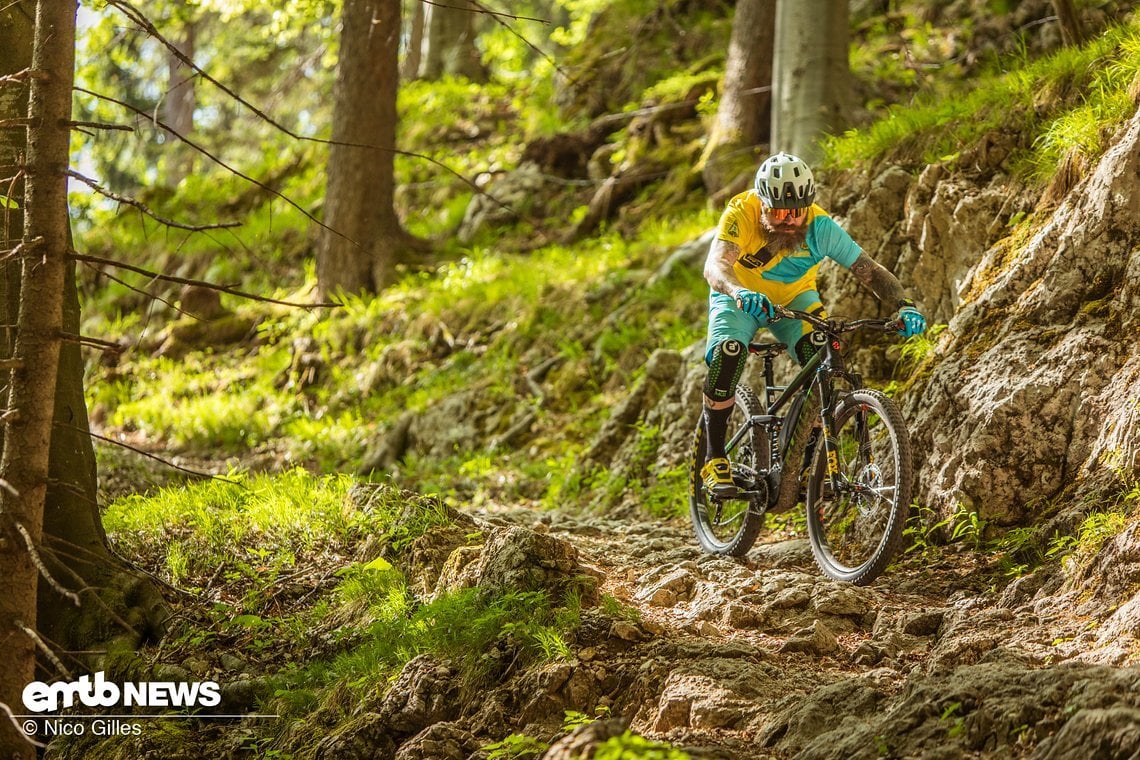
left=722, top=326, right=864, bottom=493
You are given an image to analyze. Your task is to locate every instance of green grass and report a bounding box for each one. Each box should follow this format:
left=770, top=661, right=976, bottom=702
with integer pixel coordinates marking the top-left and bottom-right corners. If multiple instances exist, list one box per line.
left=86, top=204, right=713, bottom=508
left=269, top=585, right=582, bottom=724
left=105, top=468, right=587, bottom=757
left=103, top=471, right=436, bottom=584
left=1047, top=509, right=1129, bottom=570
left=825, top=18, right=1140, bottom=178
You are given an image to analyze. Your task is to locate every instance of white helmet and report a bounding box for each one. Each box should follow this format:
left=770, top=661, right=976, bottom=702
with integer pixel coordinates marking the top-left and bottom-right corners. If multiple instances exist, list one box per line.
left=754, top=152, right=816, bottom=209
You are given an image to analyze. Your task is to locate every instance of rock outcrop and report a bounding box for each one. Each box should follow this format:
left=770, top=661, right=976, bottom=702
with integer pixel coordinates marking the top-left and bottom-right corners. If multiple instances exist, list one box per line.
left=908, top=104, right=1140, bottom=525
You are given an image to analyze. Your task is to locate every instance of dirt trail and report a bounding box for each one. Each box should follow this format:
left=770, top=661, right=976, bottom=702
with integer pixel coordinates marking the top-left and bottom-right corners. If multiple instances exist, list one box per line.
left=473, top=507, right=1140, bottom=759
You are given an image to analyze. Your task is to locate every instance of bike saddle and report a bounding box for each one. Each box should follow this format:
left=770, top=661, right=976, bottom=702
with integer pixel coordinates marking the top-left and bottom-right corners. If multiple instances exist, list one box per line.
left=747, top=342, right=786, bottom=358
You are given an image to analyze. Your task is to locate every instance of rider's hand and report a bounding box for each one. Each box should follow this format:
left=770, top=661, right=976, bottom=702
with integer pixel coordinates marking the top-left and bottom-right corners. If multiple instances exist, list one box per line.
left=895, top=301, right=926, bottom=338
left=734, top=289, right=772, bottom=319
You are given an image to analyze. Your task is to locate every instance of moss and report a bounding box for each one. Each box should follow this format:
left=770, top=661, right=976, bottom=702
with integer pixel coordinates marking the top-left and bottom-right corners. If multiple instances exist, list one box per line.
left=1079, top=297, right=1113, bottom=319
left=558, top=0, right=731, bottom=118
left=959, top=246, right=1014, bottom=307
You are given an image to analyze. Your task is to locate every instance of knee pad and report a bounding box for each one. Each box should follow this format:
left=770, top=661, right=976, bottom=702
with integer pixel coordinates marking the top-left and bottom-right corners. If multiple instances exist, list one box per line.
left=794, top=333, right=819, bottom=366
left=704, top=339, right=746, bottom=402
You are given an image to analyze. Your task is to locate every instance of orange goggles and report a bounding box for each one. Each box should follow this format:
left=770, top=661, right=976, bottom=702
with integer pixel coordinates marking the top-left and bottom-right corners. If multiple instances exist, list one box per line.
left=766, top=206, right=807, bottom=221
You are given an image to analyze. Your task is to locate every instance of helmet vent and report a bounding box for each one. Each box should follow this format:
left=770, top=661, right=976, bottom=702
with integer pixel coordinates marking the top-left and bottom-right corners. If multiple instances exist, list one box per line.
left=753, top=152, right=816, bottom=209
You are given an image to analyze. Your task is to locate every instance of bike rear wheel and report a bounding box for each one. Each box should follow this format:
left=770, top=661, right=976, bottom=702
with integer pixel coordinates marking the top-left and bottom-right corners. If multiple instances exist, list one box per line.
left=805, top=389, right=912, bottom=585
left=690, top=384, right=767, bottom=556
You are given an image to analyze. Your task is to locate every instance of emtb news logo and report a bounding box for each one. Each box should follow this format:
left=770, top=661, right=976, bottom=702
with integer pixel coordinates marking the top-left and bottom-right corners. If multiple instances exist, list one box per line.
left=22, top=672, right=221, bottom=713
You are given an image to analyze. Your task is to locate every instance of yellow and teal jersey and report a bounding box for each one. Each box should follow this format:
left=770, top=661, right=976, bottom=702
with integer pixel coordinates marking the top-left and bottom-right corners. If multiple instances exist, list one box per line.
left=715, top=190, right=862, bottom=306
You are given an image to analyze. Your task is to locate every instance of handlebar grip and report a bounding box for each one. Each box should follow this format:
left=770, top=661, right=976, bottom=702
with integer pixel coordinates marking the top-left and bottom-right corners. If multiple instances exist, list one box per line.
left=736, top=294, right=783, bottom=322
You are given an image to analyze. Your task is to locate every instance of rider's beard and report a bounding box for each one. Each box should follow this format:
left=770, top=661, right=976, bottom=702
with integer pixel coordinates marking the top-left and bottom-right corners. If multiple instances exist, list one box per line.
left=763, top=219, right=809, bottom=252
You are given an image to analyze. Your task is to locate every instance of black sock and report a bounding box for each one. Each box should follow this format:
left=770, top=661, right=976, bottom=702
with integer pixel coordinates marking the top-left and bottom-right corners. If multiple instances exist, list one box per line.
left=704, top=405, right=733, bottom=460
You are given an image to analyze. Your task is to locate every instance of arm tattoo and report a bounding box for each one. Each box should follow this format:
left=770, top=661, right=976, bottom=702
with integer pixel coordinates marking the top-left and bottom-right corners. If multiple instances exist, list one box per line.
left=849, top=253, right=905, bottom=305
left=704, top=239, right=744, bottom=297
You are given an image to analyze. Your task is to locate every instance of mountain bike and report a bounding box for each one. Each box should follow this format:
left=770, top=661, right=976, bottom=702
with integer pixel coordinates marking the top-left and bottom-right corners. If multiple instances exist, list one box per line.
left=689, top=305, right=913, bottom=585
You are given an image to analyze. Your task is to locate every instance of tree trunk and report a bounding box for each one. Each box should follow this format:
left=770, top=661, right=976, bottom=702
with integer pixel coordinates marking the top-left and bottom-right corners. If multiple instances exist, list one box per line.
left=37, top=252, right=168, bottom=660
left=771, top=0, right=851, bottom=165
left=163, top=21, right=196, bottom=187
left=0, top=12, right=166, bottom=756
left=0, top=1, right=74, bottom=757
left=318, top=0, right=428, bottom=298
left=419, top=0, right=485, bottom=81
left=0, top=18, right=31, bottom=751
left=401, top=0, right=424, bottom=80
left=699, top=0, right=774, bottom=196
left=1051, top=0, right=1086, bottom=47
left=0, top=1, right=33, bottom=367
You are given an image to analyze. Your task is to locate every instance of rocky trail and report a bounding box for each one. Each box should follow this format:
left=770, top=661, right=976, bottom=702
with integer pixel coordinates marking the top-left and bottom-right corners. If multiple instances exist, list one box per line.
left=361, top=497, right=1140, bottom=760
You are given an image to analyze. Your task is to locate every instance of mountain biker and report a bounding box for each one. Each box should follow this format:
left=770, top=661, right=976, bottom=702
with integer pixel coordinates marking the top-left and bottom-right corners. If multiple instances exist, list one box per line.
left=700, top=152, right=926, bottom=497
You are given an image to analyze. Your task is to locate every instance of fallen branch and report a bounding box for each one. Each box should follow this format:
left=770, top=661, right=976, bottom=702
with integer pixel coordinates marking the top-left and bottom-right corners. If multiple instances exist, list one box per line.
left=14, top=619, right=74, bottom=679
left=10, top=521, right=81, bottom=607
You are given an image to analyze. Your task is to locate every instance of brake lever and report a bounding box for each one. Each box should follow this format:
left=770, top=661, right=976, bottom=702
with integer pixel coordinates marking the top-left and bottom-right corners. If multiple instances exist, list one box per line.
left=769, top=304, right=793, bottom=323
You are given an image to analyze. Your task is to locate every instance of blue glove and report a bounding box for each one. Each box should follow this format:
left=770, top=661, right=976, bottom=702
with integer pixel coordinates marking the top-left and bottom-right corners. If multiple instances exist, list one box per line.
left=896, top=304, right=926, bottom=338
left=735, top=289, right=772, bottom=319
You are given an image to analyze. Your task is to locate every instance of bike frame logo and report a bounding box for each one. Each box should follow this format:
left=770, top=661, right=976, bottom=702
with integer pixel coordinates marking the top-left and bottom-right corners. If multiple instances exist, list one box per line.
left=22, top=672, right=221, bottom=713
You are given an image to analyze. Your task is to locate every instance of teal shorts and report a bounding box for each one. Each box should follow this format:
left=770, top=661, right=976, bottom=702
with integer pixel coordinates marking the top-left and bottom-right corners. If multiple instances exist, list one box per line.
left=705, top=290, right=824, bottom=365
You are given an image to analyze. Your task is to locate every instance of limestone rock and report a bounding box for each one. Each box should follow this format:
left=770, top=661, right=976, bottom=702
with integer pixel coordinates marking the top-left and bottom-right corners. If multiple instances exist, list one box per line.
left=908, top=106, right=1140, bottom=527
left=379, top=655, right=461, bottom=736
left=474, top=526, right=593, bottom=600
left=1033, top=707, right=1140, bottom=760
left=314, top=713, right=396, bottom=760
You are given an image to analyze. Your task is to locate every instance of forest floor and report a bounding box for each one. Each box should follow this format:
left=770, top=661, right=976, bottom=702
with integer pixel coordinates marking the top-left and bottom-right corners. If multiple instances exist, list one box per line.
left=384, top=502, right=1140, bottom=759
left=72, top=450, right=1140, bottom=760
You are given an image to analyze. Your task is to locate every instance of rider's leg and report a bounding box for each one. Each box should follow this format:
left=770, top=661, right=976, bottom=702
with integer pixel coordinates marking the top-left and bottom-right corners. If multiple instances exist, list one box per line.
left=766, top=290, right=826, bottom=366
left=767, top=291, right=827, bottom=487
left=702, top=293, right=763, bottom=493
left=704, top=338, right=747, bottom=459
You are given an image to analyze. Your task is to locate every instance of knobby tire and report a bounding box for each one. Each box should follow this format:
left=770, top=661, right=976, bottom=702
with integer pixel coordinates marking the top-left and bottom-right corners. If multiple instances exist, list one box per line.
left=689, top=384, right=767, bottom=556
left=805, top=389, right=912, bottom=585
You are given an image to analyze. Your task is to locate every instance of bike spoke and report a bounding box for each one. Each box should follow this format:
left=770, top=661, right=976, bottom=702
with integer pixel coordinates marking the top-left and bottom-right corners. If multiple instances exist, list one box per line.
left=809, top=391, right=909, bottom=583
left=689, top=384, right=769, bottom=556
left=711, top=506, right=746, bottom=529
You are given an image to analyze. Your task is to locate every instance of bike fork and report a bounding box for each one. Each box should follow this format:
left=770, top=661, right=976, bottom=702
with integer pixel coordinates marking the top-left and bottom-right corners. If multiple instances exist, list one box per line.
left=814, top=377, right=849, bottom=496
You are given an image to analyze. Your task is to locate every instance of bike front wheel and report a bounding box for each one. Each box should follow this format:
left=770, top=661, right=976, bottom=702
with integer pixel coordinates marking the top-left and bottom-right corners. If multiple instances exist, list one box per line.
left=805, top=389, right=912, bottom=585
left=689, top=384, right=767, bottom=557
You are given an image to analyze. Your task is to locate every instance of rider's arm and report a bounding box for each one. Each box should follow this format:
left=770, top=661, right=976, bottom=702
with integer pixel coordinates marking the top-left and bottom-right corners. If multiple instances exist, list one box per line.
left=704, top=238, right=747, bottom=298
left=848, top=252, right=908, bottom=307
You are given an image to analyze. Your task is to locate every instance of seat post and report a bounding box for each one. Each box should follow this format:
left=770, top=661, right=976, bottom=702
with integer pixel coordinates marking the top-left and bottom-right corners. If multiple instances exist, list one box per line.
left=748, top=342, right=787, bottom=408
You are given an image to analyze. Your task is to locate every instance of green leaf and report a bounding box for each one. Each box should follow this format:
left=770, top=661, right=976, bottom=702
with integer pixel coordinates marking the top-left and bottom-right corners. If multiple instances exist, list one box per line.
left=229, top=614, right=267, bottom=629
left=0, top=195, right=19, bottom=210
left=362, top=556, right=393, bottom=572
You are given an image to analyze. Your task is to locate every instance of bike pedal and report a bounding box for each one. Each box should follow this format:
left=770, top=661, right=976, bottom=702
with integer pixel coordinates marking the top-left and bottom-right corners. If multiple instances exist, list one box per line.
left=708, top=484, right=742, bottom=499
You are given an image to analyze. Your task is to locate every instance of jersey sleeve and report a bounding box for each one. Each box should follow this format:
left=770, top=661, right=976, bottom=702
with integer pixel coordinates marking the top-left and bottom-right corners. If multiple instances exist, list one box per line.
left=715, top=196, right=753, bottom=249
left=808, top=214, right=863, bottom=268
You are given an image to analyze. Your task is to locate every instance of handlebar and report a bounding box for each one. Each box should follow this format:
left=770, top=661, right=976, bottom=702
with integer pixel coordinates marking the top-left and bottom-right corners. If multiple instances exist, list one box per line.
left=768, top=304, right=902, bottom=335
